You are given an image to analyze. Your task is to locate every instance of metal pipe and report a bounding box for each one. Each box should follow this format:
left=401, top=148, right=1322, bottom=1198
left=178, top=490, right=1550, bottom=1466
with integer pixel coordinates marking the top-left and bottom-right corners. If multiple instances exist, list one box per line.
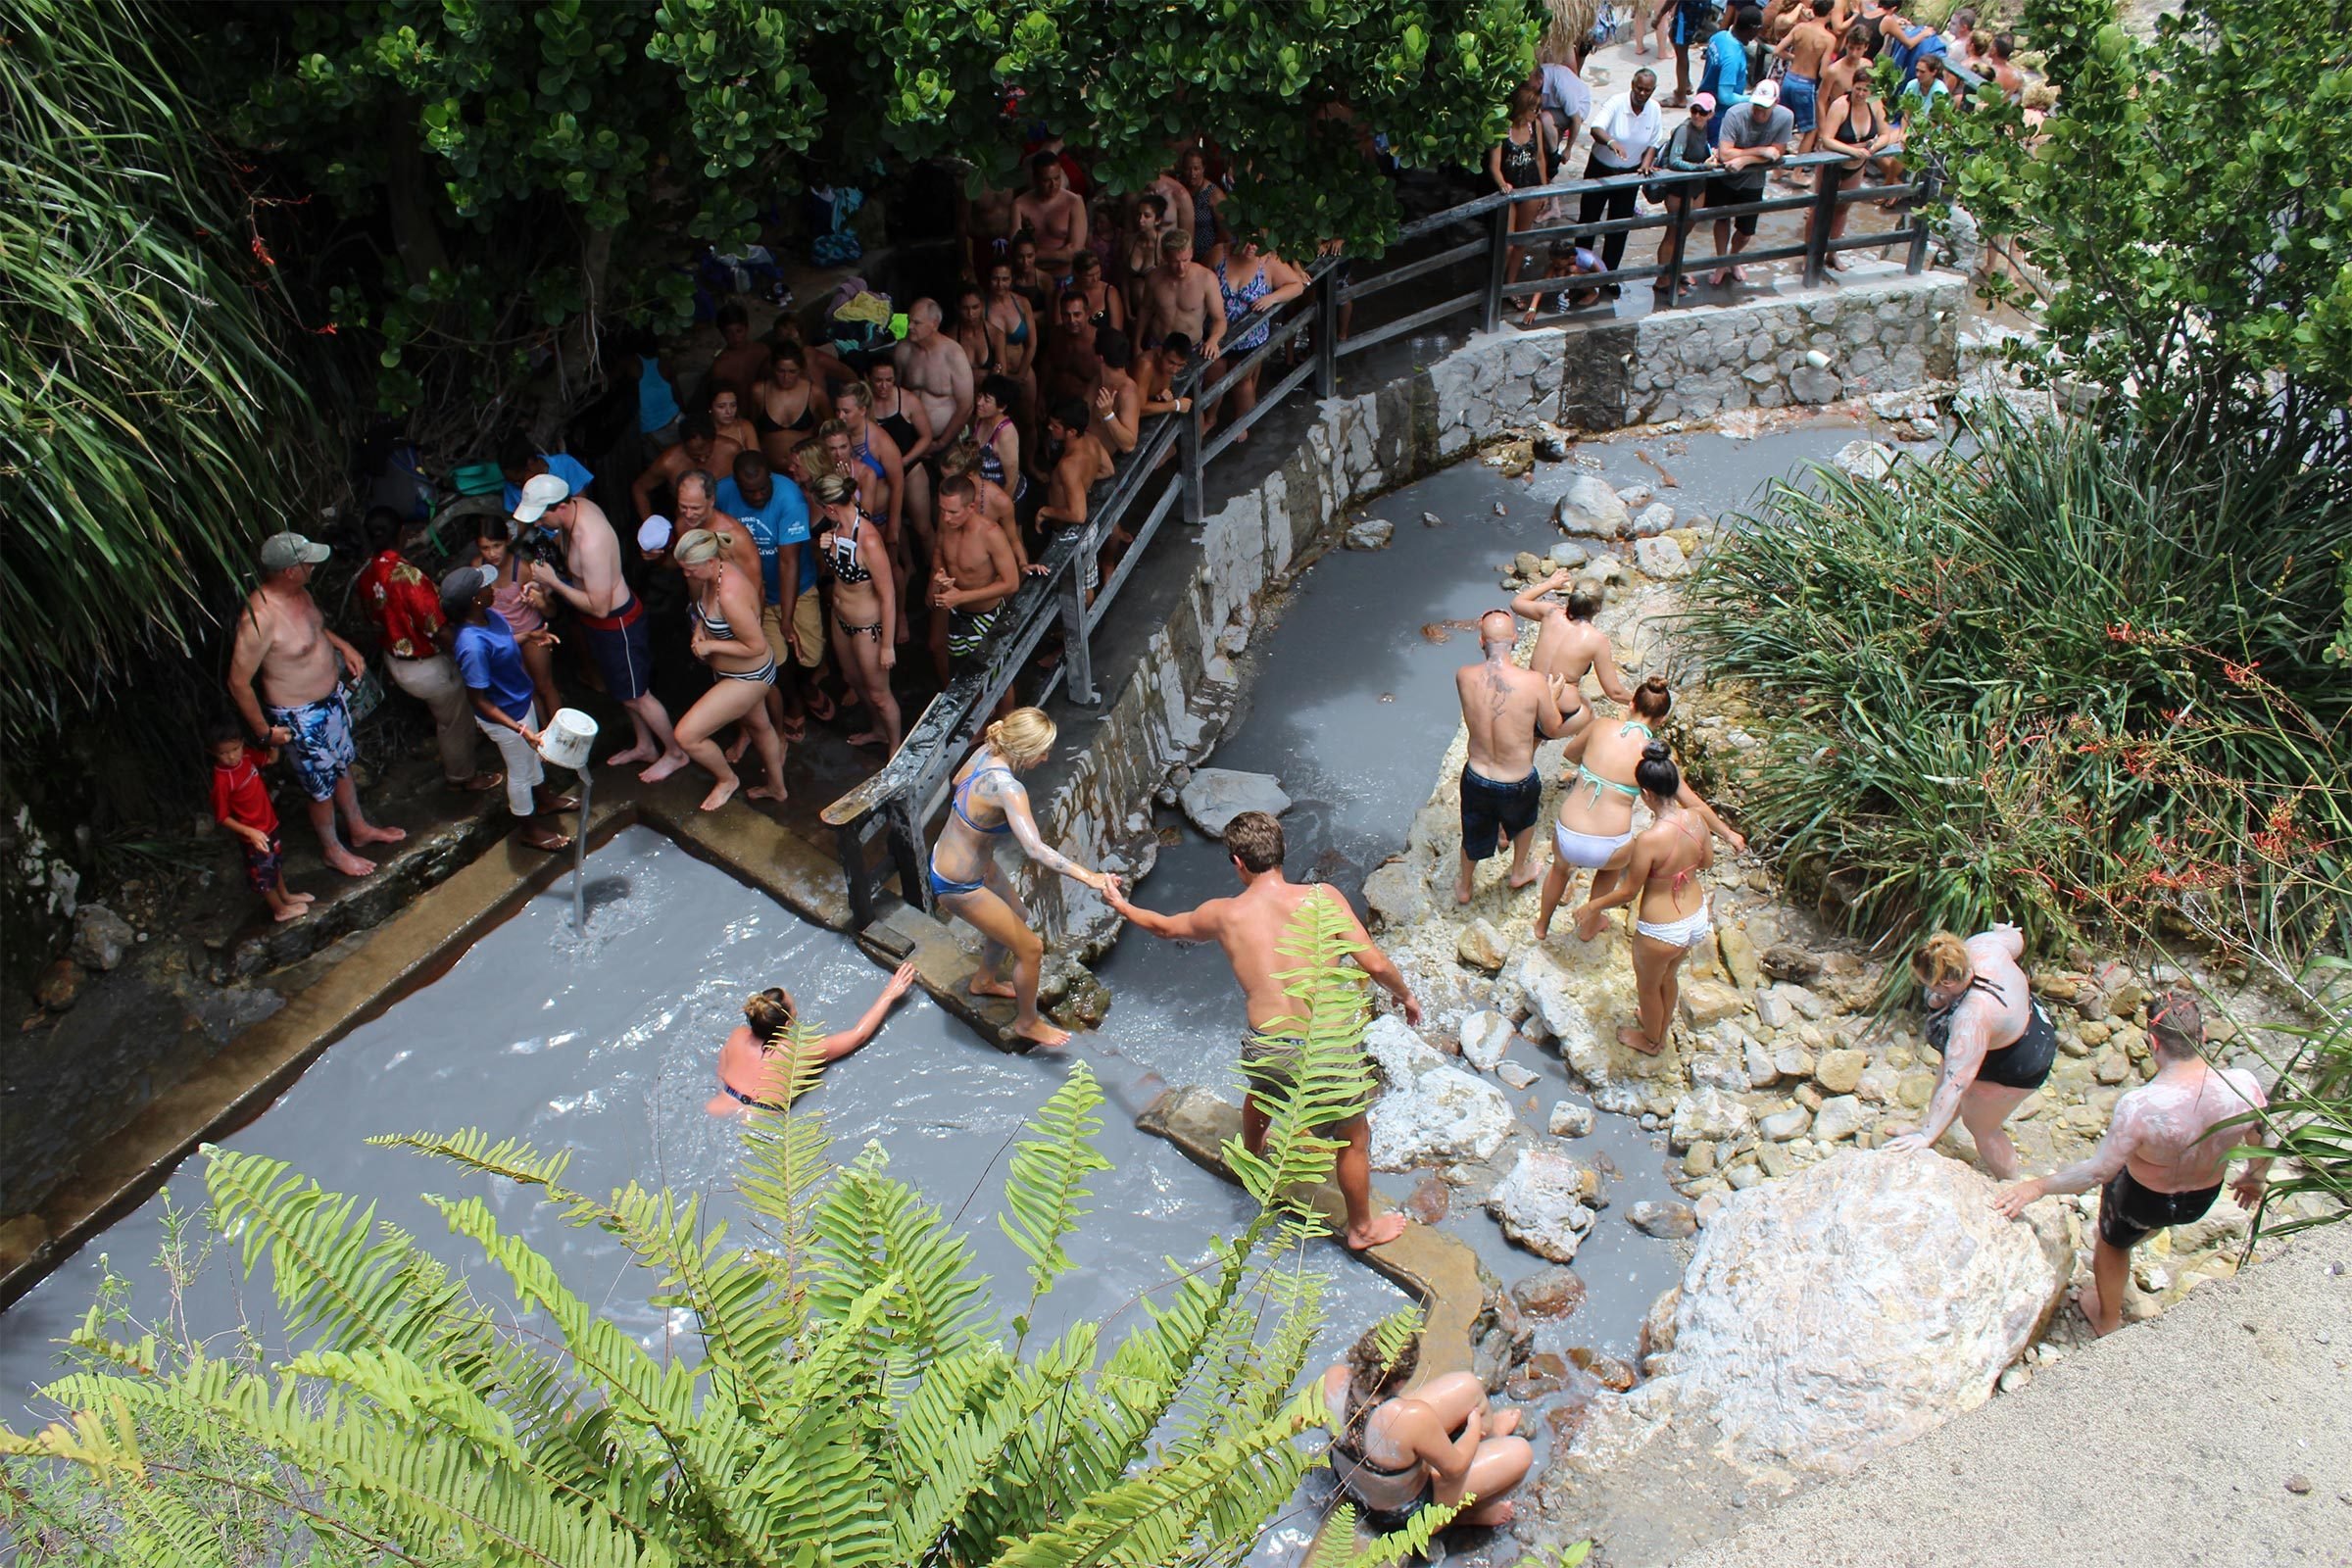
left=571, top=771, right=593, bottom=933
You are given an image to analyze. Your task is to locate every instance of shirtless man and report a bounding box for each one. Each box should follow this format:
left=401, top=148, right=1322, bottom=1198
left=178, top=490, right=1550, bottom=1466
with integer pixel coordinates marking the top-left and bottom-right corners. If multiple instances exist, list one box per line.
left=1993, top=991, right=2271, bottom=1336
left=1040, top=290, right=1102, bottom=408
left=1146, top=166, right=1194, bottom=268
left=1454, top=610, right=1574, bottom=904
left=936, top=438, right=1037, bottom=576
left=1091, top=328, right=1143, bottom=456
left=1034, top=398, right=1116, bottom=536
left=1778, top=0, right=1841, bottom=156
left=929, top=475, right=1022, bottom=671
left=1509, top=572, right=1635, bottom=725
left=1819, top=22, right=1878, bottom=121
left=519, top=474, right=689, bottom=781
left=1106, top=810, right=1420, bottom=1250
left=1886, top=925, right=2062, bottom=1178
left=1176, top=148, right=1226, bottom=266
left=228, top=532, right=408, bottom=877
left=631, top=411, right=740, bottom=522
left=708, top=303, right=767, bottom=396
left=1140, top=229, right=1225, bottom=360
left=892, top=299, right=975, bottom=471
left=1137, top=331, right=1197, bottom=417
left=1010, top=152, right=1088, bottom=277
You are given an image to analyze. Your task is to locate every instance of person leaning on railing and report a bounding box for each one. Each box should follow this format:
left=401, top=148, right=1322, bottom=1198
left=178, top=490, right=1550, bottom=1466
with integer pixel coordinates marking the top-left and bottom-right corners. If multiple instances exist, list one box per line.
left=1646, top=92, right=1719, bottom=296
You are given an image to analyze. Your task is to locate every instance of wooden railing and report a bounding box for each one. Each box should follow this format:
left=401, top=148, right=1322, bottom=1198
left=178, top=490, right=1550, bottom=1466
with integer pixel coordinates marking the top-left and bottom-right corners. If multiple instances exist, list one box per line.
left=821, top=154, right=1936, bottom=927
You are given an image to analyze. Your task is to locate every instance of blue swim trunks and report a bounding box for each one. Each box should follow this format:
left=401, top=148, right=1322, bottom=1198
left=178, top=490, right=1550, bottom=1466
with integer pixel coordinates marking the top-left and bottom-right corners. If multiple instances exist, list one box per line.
left=266, top=687, right=356, bottom=802
left=1782, top=73, right=1820, bottom=133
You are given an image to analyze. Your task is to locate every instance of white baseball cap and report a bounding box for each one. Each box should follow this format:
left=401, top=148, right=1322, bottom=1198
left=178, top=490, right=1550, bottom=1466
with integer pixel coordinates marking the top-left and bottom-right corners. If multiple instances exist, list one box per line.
left=513, top=471, right=572, bottom=524
left=637, top=515, right=673, bottom=552
left=1750, top=79, right=1782, bottom=109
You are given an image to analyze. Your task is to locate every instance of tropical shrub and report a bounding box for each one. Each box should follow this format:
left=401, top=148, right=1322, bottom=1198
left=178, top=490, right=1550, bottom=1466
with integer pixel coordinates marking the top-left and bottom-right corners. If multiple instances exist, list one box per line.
left=1685, top=408, right=2351, bottom=963
left=2231, top=956, right=2352, bottom=1237
left=2, top=902, right=1462, bottom=1566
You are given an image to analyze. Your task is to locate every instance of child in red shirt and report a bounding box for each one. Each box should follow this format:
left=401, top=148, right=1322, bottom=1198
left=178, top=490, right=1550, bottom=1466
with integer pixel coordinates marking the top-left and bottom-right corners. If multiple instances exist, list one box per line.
left=210, top=718, right=314, bottom=923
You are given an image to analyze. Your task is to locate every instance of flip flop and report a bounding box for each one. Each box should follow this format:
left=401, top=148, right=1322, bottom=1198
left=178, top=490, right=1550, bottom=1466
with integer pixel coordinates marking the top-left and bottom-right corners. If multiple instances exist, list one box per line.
left=452, top=771, right=507, bottom=793
left=539, top=794, right=581, bottom=812
left=521, top=831, right=574, bottom=853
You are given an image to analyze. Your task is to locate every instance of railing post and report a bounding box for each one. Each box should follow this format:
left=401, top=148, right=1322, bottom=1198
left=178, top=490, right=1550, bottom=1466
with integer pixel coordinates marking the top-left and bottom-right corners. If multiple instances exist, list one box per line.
left=1058, top=539, right=1097, bottom=704
left=1805, top=159, right=1840, bottom=287
left=1179, top=392, right=1204, bottom=525
left=1664, top=177, right=1692, bottom=309
left=1314, top=268, right=1340, bottom=399
left=836, top=819, right=879, bottom=927
left=1906, top=171, right=1937, bottom=274
left=1482, top=200, right=1512, bottom=334
left=882, top=799, right=929, bottom=915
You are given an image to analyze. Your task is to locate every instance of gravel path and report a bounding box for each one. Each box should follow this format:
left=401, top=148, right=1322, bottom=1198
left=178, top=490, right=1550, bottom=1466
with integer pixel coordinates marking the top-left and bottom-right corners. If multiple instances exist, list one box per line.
left=1671, top=1221, right=2352, bottom=1568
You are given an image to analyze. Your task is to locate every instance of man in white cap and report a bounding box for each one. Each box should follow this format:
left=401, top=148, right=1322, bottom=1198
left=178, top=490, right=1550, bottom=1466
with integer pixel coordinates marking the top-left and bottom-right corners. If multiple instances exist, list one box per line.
left=1706, top=76, right=1794, bottom=285
left=515, top=472, right=689, bottom=780
left=227, top=531, right=409, bottom=877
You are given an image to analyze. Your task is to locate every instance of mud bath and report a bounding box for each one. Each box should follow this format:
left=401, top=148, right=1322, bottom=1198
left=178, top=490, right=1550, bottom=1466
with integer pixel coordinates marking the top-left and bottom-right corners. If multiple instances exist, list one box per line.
left=0, top=826, right=1408, bottom=1416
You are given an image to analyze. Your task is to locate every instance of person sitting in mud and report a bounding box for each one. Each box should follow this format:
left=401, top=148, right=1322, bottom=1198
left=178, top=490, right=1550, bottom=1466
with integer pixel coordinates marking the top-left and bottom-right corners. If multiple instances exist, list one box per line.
left=1570, top=741, right=1722, bottom=1055
left=1454, top=609, right=1577, bottom=905
left=1509, top=571, right=1635, bottom=722
left=925, top=708, right=1116, bottom=1049
left=1105, top=811, right=1421, bottom=1251
left=1535, top=675, right=1743, bottom=942
left=707, top=960, right=920, bottom=1113
left=1993, top=990, right=2272, bottom=1336
left=1886, top=925, right=2060, bottom=1177
left=1321, top=1326, right=1533, bottom=1532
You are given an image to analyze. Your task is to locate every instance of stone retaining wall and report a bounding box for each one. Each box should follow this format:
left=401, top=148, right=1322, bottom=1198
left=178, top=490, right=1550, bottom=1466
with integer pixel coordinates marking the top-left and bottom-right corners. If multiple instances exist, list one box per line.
left=1016, top=271, right=1963, bottom=948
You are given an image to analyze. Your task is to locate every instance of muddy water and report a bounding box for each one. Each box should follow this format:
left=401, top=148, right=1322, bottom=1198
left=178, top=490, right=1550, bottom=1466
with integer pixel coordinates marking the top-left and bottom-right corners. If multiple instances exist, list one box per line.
left=0, top=826, right=1407, bottom=1414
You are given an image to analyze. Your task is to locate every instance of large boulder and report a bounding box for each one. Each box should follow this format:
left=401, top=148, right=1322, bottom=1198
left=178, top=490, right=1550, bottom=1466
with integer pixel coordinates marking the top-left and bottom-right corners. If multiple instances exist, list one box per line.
left=1554, top=474, right=1633, bottom=538
left=1177, top=769, right=1290, bottom=836
left=1646, top=1149, right=2069, bottom=1478
left=1486, top=1147, right=1601, bottom=1261
left=1364, top=1014, right=1446, bottom=1086
left=1831, top=440, right=1896, bottom=483
left=1362, top=858, right=1428, bottom=928
left=72, top=905, right=135, bottom=972
left=1369, top=1064, right=1515, bottom=1170
left=1633, top=535, right=1691, bottom=579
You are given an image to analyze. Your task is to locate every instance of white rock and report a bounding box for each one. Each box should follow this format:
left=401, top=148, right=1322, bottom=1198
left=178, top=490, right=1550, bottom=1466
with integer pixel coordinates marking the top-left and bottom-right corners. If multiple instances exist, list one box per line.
left=1744, top=1038, right=1781, bottom=1087
left=1555, top=474, right=1633, bottom=537
left=1364, top=1014, right=1446, bottom=1086
left=1810, top=1095, right=1872, bottom=1143
left=1831, top=439, right=1897, bottom=483
left=1772, top=982, right=1833, bottom=1021
left=1345, top=517, right=1395, bottom=550
left=1615, top=483, right=1654, bottom=508
left=1362, top=859, right=1427, bottom=928
left=1454, top=917, right=1510, bottom=974
left=1486, top=1147, right=1599, bottom=1261
left=1689, top=1053, right=1750, bottom=1094
left=1645, top=1150, right=2068, bottom=1478
left=1630, top=502, right=1677, bottom=537
left=1754, top=988, right=1797, bottom=1030
left=1370, top=1065, right=1516, bottom=1170
left=1549, top=1101, right=1596, bottom=1138
left=1634, top=535, right=1691, bottom=579
left=1177, top=768, right=1290, bottom=836
left=1501, top=947, right=1608, bottom=1086
left=1758, top=1105, right=1812, bottom=1142
left=1498, top=1061, right=1541, bottom=1090
left=1460, top=1010, right=1515, bottom=1071
left=1420, top=510, right=1446, bottom=527
left=1670, top=1088, right=1755, bottom=1152
left=72, top=905, right=135, bottom=971
left=1548, top=539, right=1592, bottom=568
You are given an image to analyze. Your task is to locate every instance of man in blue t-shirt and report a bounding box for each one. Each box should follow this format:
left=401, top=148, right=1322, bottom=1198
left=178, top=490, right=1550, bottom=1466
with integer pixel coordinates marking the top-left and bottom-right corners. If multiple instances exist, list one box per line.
left=498, top=437, right=595, bottom=516
left=714, top=449, right=820, bottom=735
left=1698, top=4, right=1765, bottom=148
left=440, top=565, right=575, bottom=851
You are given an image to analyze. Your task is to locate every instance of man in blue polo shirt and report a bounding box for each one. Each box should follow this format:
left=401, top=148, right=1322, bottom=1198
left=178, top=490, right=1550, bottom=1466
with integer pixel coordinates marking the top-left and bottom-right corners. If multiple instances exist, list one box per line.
left=498, top=436, right=595, bottom=515
left=714, top=448, right=820, bottom=736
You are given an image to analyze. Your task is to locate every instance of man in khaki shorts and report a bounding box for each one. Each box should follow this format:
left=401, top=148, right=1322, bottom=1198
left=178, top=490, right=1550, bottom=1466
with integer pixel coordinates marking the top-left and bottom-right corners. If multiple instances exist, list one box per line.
left=717, top=449, right=824, bottom=738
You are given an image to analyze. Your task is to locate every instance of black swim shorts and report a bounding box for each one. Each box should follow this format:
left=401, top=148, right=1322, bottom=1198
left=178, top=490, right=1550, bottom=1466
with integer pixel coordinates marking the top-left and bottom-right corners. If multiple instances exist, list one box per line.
left=1459, top=764, right=1543, bottom=861
left=1974, top=1000, right=2059, bottom=1091
left=2097, top=1168, right=2222, bottom=1250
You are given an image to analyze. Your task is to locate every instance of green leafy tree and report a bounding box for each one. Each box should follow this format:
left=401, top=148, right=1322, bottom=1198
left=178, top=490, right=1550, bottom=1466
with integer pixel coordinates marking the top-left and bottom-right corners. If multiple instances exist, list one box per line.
left=1924, top=0, right=2352, bottom=459
left=0, top=0, right=321, bottom=749
left=3, top=905, right=1466, bottom=1566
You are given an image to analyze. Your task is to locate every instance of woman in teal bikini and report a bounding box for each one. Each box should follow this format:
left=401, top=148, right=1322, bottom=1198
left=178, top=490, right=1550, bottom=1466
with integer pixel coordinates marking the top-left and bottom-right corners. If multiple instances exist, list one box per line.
left=926, top=708, right=1115, bottom=1048
left=1534, top=676, right=1744, bottom=941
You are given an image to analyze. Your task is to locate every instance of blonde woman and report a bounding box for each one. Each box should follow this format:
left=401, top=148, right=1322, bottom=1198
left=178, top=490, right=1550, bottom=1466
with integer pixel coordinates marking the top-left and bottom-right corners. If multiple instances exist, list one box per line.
left=670, top=528, right=787, bottom=812
left=1887, top=925, right=2058, bottom=1177
left=925, top=708, right=1113, bottom=1048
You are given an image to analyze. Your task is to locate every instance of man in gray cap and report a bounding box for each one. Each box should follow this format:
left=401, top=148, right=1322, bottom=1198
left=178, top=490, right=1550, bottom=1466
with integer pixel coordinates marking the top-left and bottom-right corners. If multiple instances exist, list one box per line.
left=228, top=531, right=408, bottom=877
left=440, top=564, right=576, bottom=852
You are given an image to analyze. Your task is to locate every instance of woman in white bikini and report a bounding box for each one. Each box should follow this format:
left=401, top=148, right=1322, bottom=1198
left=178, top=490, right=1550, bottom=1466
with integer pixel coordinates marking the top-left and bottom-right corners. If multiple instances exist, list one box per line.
left=1534, top=676, right=1742, bottom=941
left=1572, top=741, right=1737, bottom=1055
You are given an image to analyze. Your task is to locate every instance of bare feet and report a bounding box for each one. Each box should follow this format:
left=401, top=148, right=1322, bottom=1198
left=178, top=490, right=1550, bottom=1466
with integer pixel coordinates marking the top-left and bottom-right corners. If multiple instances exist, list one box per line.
left=1454, top=870, right=1475, bottom=905
left=323, top=848, right=377, bottom=877
left=968, top=975, right=1018, bottom=1001
left=745, top=783, right=787, bottom=803
left=723, top=734, right=750, bottom=765
left=2075, top=1281, right=2119, bottom=1336
left=1012, top=1015, right=1072, bottom=1049
left=1619, top=1023, right=1665, bottom=1056
left=845, top=730, right=885, bottom=749
left=637, top=751, right=690, bottom=784
left=1345, top=1210, right=1410, bottom=1250
left=698, top=777, right=740, bottom=812
left=450, top=771, right=506, bottom=794
left=1533, top=917, right=1552, bottom=941
left=1507, top=861, right=1541, bottom=890
left=272, top=902, right=307, bottom=922
left=535, top=791, right=580, bottom=812
left=607, top=743, right=658, bottom=767
left=1464, top=1501, right=1517, bottom=1528
left=1492, top=1409, right=1522, bottom=1437
left=806, top=688, right=837, bottom=722
left=350, top=822, right=406, bottom=848
left=288, top=891, right=316, bottom=907
left=777, top=712, right=807, bottom=743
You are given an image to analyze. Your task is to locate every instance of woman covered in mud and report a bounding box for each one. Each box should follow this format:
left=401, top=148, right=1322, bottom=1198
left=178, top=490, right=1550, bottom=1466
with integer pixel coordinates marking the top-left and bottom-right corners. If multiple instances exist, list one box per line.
left=708, top=960, right=919, bottom=1113
left=924, top=708, right=1116, bottom=1048
left=1322, top=1326, right=1533, bottom=1532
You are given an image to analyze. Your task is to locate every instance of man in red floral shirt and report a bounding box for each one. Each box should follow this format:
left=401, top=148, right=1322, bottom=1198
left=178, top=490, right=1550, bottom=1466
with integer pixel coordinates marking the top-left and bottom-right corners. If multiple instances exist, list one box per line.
left=356, top=509, right=500, bottom=795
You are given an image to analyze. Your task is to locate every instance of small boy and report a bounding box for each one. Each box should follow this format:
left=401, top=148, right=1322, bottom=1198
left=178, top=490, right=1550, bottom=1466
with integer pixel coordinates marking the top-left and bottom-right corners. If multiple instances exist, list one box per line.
left=209, top=717, right=314, bottom=923
left=1521, top=237, right=1607, bottom=324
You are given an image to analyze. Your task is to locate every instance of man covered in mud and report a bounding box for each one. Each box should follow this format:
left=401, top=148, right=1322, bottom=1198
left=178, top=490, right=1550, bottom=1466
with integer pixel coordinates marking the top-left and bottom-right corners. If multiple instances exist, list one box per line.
left=1509, top=572, right=1635, bottom=725
left=1993, top=990, right=2271, bottom=1336
left=1454, top=610, right=1576, bottom=904
left=1105, top=811, right=1420, bottom=1250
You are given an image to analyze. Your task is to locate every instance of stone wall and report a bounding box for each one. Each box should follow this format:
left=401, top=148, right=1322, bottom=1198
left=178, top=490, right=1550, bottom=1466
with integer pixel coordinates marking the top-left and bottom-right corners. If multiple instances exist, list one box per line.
left=1008, top=271, right=1963, bottom=948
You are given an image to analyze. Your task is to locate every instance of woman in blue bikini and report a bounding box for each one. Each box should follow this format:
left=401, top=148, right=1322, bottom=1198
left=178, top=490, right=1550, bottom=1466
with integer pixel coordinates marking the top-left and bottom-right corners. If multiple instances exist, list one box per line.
left=926, top=707, right=1115, bottom=1048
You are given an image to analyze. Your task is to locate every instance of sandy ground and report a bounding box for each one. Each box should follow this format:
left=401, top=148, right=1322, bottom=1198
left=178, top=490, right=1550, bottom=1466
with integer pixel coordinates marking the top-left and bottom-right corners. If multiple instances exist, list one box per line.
left=1670, top=1221, right=2352, bottom=1568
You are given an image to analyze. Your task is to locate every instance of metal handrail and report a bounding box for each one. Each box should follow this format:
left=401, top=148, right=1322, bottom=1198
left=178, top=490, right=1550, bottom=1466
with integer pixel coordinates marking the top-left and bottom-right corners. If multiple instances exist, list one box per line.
left=820, top=155, right=1936, bottom=926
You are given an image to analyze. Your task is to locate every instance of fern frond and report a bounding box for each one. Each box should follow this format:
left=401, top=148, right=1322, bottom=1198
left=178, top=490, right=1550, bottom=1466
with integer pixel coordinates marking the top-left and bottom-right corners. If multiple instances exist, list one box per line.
left=999, top=1059, right=1112, bottom=1336
left=1225, top=899, right=1378, bottom=1227
left=731, top=1015, right=835, bottom=1299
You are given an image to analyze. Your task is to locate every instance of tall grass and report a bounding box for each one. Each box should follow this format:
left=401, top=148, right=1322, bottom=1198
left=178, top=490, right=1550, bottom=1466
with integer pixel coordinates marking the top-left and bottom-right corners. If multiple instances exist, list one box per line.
left=1, top=0, right=318, bottom=747
left=1685, top=408, right=2352, bottom=963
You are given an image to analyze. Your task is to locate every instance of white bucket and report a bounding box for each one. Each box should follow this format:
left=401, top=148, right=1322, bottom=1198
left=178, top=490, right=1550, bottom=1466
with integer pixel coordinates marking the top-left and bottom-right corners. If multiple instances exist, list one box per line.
left=538, top=708, right=600, bottom=770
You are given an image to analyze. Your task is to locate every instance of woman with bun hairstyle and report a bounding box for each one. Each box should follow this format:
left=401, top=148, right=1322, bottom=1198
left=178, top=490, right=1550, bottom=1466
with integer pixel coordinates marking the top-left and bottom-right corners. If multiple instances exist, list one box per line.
left=1571, top=739, right=1740, bottom=1054
left=1886, top=923, right=2055, bottom=1176
left=708, top=959, right=920, bottom=1113
left=670, top=526, right=788, bottom=812
left=1535, top=675, right=1743, bottom=942
left=925, top=707, right=1116, bottom=1048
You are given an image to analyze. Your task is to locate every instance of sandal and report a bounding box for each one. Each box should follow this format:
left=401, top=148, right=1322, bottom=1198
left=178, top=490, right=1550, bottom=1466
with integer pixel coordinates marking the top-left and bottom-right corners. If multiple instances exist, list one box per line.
left=452, top=771, right=506, bottom=794
left=521, top=829, right=575, bottom=853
